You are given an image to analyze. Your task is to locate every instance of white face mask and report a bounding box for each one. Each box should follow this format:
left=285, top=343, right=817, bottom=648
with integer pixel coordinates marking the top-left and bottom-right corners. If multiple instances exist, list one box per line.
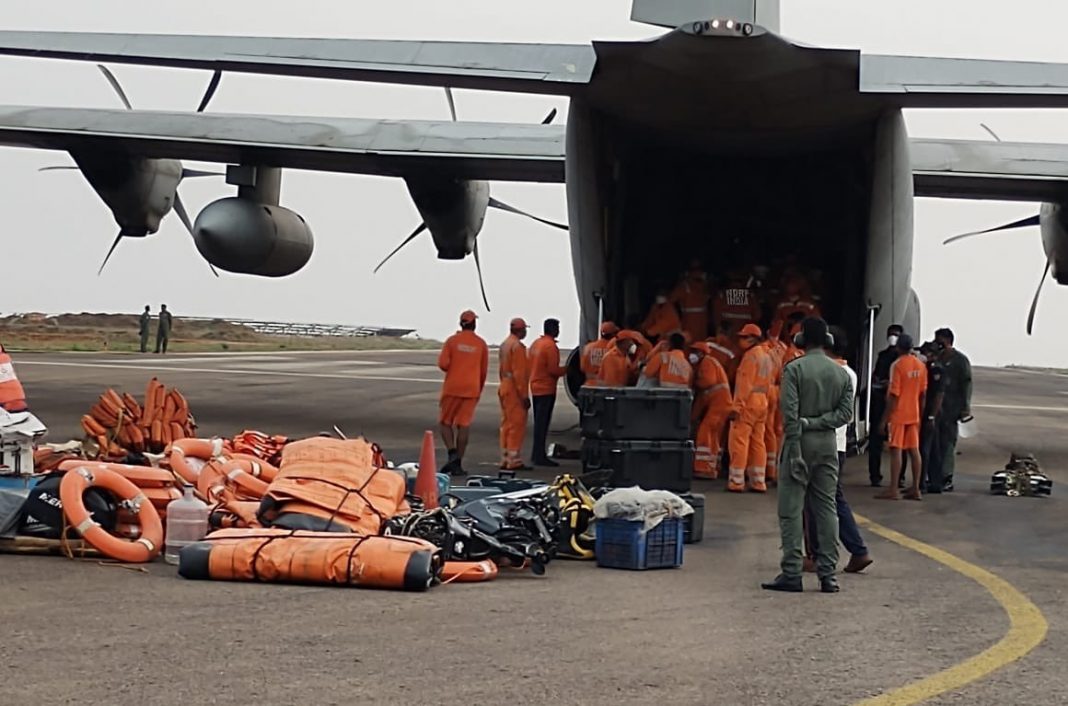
left=655, top=296, right=668, bottom=305
left=688, top=353, right=700, bottom=365
left=628, top=344, right=638, bottom=356
left=887, top=335, right=899, bottom=347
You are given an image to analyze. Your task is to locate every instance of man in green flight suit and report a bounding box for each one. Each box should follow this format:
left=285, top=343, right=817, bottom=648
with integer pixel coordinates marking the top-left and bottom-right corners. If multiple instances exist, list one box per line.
left=155, top=304, right=173, bottom=354
left=139, top=305, right=151, bottom=353
left=762, top=317, right=854, bottom=594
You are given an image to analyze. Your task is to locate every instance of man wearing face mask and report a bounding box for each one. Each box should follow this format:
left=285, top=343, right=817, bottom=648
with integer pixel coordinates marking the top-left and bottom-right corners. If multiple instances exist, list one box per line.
left=691, top=342, right=733, bottom=479
left=642, top=289, right=683, bottom=342
left=868, top=324, right=904, bottom=487
left=918, top=341, right=947, bottom=493
left=580, top=321, right=619, bottom=388
left=727, top=323, right=773, bottom=493
left=600, top=333, right=642, bottom=387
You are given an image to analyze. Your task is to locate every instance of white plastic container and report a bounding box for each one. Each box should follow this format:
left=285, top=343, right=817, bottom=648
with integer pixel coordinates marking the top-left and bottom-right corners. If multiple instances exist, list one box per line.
left=958, top=415, right=979, bottom=440
left=164, top=484, right=209, bottom=565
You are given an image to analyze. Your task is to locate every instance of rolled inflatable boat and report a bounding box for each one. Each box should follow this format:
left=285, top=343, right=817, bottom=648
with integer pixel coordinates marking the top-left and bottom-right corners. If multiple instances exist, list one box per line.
left=178, top=528, right=441, bottom=591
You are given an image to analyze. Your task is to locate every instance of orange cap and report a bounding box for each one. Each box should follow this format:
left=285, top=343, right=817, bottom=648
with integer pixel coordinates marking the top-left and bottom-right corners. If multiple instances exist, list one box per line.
left=600, top=321, right=620, bottom=337
left=739, top=323, right=763, bottom=338
left=460, top=310, right=478, bottom=324
left=510, top=317, right=528, bottom=329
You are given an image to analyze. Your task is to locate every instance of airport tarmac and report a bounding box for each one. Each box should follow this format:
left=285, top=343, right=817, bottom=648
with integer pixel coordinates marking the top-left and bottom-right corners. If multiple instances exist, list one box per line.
left=3, top=350, right=1066, bottom=706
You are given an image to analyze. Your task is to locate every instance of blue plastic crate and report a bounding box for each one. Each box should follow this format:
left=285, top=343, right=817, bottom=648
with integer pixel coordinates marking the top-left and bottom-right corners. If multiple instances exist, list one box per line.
left=595, top=517, right=684, bottom=570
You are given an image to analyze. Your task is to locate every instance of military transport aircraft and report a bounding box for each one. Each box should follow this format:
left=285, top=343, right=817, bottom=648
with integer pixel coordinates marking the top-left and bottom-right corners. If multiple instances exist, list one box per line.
left=3, top=0, right=1068, bottom=427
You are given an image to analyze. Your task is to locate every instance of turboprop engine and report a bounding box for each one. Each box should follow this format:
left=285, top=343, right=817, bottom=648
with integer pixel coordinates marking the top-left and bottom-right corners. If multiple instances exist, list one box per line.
left=192, top=197, right=314, bottom=277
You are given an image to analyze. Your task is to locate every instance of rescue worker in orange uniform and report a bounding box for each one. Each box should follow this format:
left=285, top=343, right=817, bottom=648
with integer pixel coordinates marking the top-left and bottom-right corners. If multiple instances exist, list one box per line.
left=642, top=290, right=683, bottom=341
left=670, top=260, right=711, bottom=342
left=580, top=321, right=619, bottom=387
left=498, top=318, right=531, bottom=471
left=774, top=277, right=821, bottom=333
left=529, top=318, right=567, bottom=467
left=0, top=343, right=28, bottom=412
left=876, top=335, right=928, bottom=501
left=708, top=323, right=741, bottom=387
left=727, top=323, right=774, bottom=492
left=691, top=342, right=732, bottom=479
left=437, top=310, right=490, bottom=476
left=713, top=274, right=762, bottom=335
left=620, top=317, right=654, bottom=361
left=643, top=333, right=694, bottom=389
left=761, top=320, right=789, bottom=486
left=600, top=333, right=642, bottom=387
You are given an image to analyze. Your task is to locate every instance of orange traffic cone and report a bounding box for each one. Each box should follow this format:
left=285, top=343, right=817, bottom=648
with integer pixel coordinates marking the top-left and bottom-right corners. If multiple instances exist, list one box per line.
left=414, top=430, right=439, bottom=509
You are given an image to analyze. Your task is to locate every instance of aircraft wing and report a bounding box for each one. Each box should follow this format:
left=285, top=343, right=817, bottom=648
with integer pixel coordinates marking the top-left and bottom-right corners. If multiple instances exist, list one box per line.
left=862, top=55, right=1068, bottom=108
left=0, top=31, right=595, bottom=95
left=911, top=138, right=1068, bottom=202
left=0, top=105, right=566, bottom=183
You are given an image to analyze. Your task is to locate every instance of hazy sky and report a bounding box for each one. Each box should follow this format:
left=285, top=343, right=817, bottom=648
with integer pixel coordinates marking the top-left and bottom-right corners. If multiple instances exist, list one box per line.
left=3, top=0, right=1068, bottom=366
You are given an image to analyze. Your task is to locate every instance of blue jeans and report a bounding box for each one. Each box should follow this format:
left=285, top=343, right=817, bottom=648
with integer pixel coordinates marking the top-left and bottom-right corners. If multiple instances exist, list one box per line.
left=805, top=452, right=869, bottom=558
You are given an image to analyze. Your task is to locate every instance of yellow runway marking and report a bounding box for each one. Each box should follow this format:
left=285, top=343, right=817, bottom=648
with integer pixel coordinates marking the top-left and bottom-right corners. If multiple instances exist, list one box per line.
left=853, top=514, right=1048, bottom=706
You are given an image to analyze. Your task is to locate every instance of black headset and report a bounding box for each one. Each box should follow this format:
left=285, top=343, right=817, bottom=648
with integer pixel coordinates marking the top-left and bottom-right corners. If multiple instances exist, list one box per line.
left=793, top=330, right=834, bottom=348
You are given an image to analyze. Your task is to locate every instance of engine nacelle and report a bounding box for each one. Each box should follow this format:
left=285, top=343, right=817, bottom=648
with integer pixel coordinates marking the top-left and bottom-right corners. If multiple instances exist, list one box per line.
left=72, top=152, right=181, bottom=236
left=1040, top=203, right=1068, bottom=284
left=404, top=177, right=489, bottom=260
left=193, top=197, right=313, bottom=277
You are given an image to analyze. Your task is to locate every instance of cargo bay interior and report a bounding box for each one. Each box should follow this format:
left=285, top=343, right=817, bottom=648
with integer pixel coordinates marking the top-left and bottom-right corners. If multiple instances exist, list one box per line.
left=602, top=132, right=875, bottom=360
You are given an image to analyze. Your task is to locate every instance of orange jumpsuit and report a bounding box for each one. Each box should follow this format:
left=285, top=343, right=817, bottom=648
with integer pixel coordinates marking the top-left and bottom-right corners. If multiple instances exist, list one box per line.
left=437, top=330, right=489, bottom=427
left=706, top=336, right=740, bottom=388
left=713, top=286, right=761, bottom=332
left=727, top=343, right=773, bottom=492
left=642, top=301, right=682, bottom=340
left=643, top=349, right=694, bottom=389
left=693, top=349, right=732, bottom=479
left=498, top=334, right=530, bottom=469
left=670, top=276, right=710, bottom=342
left=761, top=338, right=787, bottom=483
left=600, top=345, right=637, bottom=387
left=580, top=338, right=613, bottom=387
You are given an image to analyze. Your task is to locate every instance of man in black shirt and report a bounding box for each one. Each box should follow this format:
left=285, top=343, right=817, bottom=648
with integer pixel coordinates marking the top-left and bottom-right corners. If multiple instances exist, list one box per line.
left=867, top=324, right=904, bottom=486
left=934, top=328, right=972, bottom=492
left=919, top=341, right=946, bottom=492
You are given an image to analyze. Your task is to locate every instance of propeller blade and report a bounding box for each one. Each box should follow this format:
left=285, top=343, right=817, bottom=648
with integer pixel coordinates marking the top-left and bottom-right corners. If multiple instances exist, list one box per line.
left=173, top=192, right=195, bottom=235
left=1026, top=259, right=1052, bottom=336
left=196, top=70, right=223, bottom=112
left=488, top=197, right=568, bottom=230
left=174, top=192, right=219, bottom=277
left=444, top=87, right=458, bottom=122
left=97, top=65, right=133, bottom=110
left=97, top=232, right=125, bottom=275
left=943, top=214, right=1040, bottom=245
left=373, top=222, right=428, bottom=274
left=473, top=239, right=491, bottom=311
left=180, top=168, right=224, bottom=179
left=542, top=108, right=558, bottom=125
left=38, top=166, right=79, bottom=172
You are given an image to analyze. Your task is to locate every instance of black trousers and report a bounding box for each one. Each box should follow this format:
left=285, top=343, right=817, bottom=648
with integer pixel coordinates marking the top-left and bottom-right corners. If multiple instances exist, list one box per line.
left=867, top=392, right=887, bottom=484
left=920, top=420, right=943, bottom=490
left=531, top=394, right=556, bottom=462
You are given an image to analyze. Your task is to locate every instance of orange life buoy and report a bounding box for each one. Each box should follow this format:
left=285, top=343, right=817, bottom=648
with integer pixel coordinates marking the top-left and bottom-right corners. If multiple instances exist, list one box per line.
left=169, top=438, right=228, bottom=484
left=57, top=460, right=177, bottom=489
left=441, top=560, right=499, bottom=583
left=60, top=466, right=163, bottom=563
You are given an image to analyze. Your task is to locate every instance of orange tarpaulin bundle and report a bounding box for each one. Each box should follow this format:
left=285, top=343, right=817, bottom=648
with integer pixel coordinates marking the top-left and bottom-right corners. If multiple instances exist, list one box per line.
left=178, top=528, right=441, bottom=591
left=257, top=437, right=409, bottom=535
